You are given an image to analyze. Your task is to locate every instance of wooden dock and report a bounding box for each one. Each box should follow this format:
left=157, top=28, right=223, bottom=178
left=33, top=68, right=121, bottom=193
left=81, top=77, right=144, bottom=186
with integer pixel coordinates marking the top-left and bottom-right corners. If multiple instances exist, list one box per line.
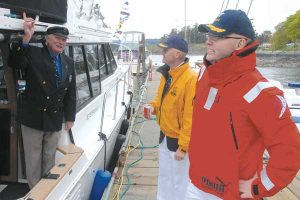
left=106, top=67, right=300, bottom=200
left=108, top=148, right=158, bottom=200
left=265, top=172, right=300, bottom=200
left=107, top=69, right=161, bottom=200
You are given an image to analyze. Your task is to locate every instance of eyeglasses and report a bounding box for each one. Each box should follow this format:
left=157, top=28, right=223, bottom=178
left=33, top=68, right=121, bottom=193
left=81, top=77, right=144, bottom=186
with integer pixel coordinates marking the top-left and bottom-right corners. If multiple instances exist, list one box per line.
left=206, top=34, right=247, bottom=42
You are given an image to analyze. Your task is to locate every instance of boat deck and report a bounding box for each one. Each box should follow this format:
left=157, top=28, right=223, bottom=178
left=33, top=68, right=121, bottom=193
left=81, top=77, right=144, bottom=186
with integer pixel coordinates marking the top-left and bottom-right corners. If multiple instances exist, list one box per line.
left=106, top=67, right=300, bottom=200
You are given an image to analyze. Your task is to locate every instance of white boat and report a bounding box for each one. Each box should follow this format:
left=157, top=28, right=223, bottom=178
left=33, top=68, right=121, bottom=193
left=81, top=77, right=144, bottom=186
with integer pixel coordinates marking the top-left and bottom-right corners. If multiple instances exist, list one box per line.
left=188, top=55, right=203, bottom=70
left=284, top=83, right=300, bottom=130
left=0, top=0, right=134, bottom=199
left=117, top=31, right=151, bottom=75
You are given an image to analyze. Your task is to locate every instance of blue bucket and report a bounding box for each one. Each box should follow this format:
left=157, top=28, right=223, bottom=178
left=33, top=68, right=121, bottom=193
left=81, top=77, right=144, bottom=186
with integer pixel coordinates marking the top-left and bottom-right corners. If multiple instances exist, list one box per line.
left=90, top=170, right=112, bottom=200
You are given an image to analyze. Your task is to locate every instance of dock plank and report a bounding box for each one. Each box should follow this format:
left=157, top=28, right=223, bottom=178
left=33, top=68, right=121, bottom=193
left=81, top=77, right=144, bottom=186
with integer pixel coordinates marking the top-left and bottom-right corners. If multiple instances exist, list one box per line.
left=124, top=176, right=157, bottom=186
left=110, top=148, right=159, bottom=200
left=122, top=185, right=157, bottom=200
left=264, top=171, right=300, bottom=200
left=126, top=159, right=158, bottom=168
left=127, top=148, right=158, bottom=160
left=288, top=176, right=300, bottom=198
left=266, top=188, right=299, bottom=200
left=127, top=167, right=158, bottom=177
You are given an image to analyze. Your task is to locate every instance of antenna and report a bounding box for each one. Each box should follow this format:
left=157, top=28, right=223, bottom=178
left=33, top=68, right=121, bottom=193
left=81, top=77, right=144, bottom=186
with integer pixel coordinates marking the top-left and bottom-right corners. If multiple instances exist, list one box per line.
left=184, top=0, right=187, bottom=41
left=219, top=0, right=225, bottom=14
left=247, top=0, right=254, bottom=15
left=235, top=0, right=240, bottom=9
left=225, top=0, right=230, bottom=10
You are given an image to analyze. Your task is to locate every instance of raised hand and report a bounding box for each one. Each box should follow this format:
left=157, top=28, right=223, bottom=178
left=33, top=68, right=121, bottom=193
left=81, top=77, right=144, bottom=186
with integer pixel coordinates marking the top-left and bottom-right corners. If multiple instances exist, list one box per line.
left=22, top=12, right=35, bottom=43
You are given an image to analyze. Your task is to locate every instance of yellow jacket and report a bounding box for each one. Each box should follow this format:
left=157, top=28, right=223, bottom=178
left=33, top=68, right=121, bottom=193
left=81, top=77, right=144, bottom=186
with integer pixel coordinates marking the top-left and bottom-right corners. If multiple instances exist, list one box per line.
left=150, top=61, right=197, bottom=152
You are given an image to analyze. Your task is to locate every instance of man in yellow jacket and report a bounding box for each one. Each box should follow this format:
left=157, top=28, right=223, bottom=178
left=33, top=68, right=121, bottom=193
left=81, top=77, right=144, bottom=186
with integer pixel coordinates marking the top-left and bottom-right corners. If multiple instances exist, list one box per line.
left=146, top=36, right=197, bottom=200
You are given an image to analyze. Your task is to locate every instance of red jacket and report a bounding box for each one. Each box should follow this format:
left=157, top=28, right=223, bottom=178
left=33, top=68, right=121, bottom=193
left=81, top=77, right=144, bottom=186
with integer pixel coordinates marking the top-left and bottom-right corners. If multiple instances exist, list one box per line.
left=189, top=41, right=300, bottom=200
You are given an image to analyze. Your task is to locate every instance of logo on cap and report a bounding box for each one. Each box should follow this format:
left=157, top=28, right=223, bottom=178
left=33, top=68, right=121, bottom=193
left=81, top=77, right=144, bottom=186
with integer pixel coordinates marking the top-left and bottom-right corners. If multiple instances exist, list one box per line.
left=207, top=24, right=226, bottom=33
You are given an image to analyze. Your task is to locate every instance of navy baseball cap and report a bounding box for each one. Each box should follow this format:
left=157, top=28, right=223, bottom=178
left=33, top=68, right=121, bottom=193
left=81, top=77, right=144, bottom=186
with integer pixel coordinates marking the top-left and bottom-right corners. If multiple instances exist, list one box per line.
left=158, top=36, right=188, bottom=53
left=198, top=10, right=255, bottom=40
left=47, top=26, right=69, bottom=38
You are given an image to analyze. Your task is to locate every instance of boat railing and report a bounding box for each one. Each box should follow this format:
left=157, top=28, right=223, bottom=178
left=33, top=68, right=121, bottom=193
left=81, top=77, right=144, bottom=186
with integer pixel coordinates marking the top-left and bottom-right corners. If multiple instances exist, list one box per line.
left=122, top=68, right=149, bottom=150
left=99, top=65, right=130, bottom=134
left=116, top=43, right=134, bottom=64
left=101, top=65, right=150, bottom=200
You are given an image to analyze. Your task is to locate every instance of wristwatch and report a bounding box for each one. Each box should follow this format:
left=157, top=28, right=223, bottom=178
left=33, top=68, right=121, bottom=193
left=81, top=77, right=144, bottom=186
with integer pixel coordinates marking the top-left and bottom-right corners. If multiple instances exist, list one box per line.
left=252, top=184, right=259, bottom=195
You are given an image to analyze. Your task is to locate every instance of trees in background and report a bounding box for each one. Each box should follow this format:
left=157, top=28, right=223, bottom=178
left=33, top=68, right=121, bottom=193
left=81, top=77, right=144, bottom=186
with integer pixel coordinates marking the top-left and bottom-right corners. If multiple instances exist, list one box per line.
left=161, top=23, right=207, bottom=44
left=272, top=10, right=300, bottom=50
left=257, top=31, right=272, bottom=44
left=156, top=10, right=299, bottom=51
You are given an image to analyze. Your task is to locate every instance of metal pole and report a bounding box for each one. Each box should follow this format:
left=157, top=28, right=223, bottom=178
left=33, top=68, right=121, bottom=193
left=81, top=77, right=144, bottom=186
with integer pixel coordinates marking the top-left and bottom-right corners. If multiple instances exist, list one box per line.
left=99, top=79, right=120, bottom=133
left=247, top=0, right=254, bottom=15
left=225, top=0, right=230, bottom=10
left=113, top=81, right=119, bottom=120
left=141, top=33, right=146, bottom=74
left=184, top=0, right=187, bottom=40
left=219, top=0, right=225, bottom=14
left=235, top=0, right=240, bottom=9
left=122, top=72, right=126, bottom=102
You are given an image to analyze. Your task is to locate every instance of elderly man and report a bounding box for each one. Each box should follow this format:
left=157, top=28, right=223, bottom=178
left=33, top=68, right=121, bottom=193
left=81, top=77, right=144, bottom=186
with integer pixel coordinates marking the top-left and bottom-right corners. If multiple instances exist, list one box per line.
left=186, top=9, right=300, bottom=200
left=145, top=36, right=197, bottom=200
left=8, top=12, right=76, bottom=188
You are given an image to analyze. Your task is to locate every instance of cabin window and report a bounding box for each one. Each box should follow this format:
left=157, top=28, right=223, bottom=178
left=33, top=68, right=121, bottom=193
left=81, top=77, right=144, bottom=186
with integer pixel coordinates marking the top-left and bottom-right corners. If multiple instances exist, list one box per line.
left=104, top=44, right=117, bottom=74
left=99, top=44, right=109, bottom=80
left=85, top=45, right=100, bottom=96
left=63, top=46, right=70, bottom=57
left=0, top=49, right=10, bottom=176
left=0, top=50, right=7, bottom=102
left=73, top=46, right=91, bottom=107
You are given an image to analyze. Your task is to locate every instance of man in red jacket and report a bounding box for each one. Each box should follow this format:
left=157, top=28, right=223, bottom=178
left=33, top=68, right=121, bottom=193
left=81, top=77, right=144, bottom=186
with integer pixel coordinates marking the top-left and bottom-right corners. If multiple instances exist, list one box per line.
left=186, top=9, right=300, bottom=200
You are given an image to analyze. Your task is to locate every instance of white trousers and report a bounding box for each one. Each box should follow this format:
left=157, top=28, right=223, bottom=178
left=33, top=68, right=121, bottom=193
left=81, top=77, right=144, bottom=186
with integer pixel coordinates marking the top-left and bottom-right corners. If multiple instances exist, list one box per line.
left=22, top=125, right=61, bottom=188
left=157, top=137, right=190, bottom=200
left=184, top=182, right=222, bottom=200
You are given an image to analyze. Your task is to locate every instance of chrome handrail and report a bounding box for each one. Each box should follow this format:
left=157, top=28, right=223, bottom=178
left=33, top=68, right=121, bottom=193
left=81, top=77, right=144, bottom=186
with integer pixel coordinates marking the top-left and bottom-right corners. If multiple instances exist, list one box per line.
left=99, top=66, right=130, bottom=133
left=113, top=79, right=119, bottom=120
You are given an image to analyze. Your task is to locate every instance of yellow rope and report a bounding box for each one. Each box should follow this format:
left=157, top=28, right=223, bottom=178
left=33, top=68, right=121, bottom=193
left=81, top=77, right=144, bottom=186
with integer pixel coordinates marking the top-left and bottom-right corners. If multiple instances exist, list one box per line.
left=111, top=115, right=144, bottom=200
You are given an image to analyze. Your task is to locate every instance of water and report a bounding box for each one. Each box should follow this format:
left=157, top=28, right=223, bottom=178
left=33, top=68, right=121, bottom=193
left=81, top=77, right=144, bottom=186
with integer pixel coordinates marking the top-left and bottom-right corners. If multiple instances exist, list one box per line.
left=150, top=54, right=300, bottom=87
left=257, top=67, right=300, bottom=87
left=151, top=55, right=164, bottom=67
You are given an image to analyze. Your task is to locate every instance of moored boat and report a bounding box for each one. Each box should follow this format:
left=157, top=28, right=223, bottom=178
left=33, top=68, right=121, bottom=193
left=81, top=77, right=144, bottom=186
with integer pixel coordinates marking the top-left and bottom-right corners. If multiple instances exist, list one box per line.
left=117, top=31, right=151, bottom=75
left=0, top=0, right=135, bottom=199
left=285, top=82, right=300, bottom=129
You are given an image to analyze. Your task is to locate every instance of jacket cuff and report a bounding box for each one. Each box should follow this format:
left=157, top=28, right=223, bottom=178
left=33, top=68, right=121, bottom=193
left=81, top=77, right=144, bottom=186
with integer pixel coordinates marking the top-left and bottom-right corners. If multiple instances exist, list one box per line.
left=251, top=168, right=276, bottom=198
left=251, top=178, right=262, bottom=198
left=178, top=145, right=187, bottom=153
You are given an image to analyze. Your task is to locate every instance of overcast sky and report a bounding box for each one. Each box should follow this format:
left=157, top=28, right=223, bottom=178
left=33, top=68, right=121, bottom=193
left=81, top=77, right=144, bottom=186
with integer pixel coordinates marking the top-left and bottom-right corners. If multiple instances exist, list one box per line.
left=120, top=0, right=300, bottom=39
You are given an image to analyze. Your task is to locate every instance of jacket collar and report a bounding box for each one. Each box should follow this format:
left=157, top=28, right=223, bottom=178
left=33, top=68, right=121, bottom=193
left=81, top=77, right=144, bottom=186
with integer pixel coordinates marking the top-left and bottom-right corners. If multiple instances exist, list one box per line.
left=203, top=40, right=259, bottom=86
left=157, top=57, right=190, bottom=80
